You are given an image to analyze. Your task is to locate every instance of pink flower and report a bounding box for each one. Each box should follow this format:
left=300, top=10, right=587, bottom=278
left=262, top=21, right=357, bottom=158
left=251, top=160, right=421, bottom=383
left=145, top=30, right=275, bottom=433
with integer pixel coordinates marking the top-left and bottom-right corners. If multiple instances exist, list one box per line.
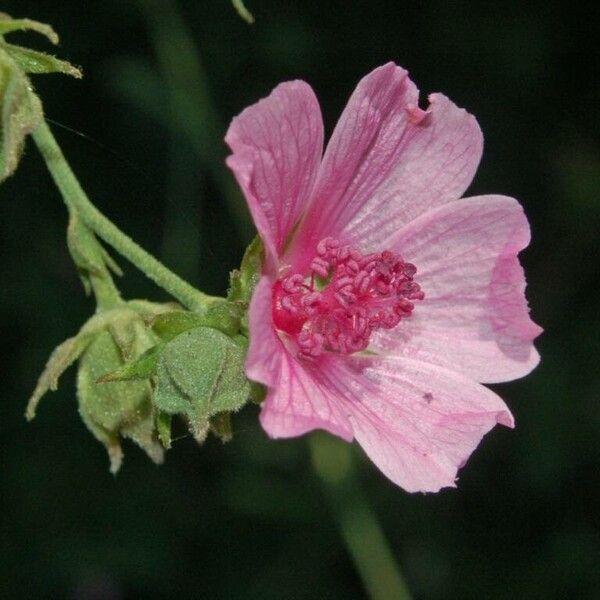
left=225, top=63, right=542, bottom=492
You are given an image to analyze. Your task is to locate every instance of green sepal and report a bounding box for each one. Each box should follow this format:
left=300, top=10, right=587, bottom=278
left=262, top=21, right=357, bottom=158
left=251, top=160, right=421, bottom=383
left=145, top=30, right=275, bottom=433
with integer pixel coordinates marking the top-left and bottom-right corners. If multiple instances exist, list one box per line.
left=210, top=412, right=233, bottom=443
left=156, top=411, right=172, bottom=449
left=0, top=14, right=82, bottom=182
left=67, top=211, right=122, bottom=294
left=228, top=235, right=263, bottom=304
left=151, top=300, right=243, bottom=341
left=202, top=300, right=244, bottom=336
left=151, top=310, right=206, bottom=342
left=128, top=299, right=181, bottom=321
left=153, top=327, right=250, bottom=444
left=26, top=330, right=94, bottom=420
left=78, top=330, right=163, bottom=473
left=249, top=381, right=267, bottom=405
left=0, top=42, right=81, bottom=78
left=28, top=301, right=176, bottom=472
left=107, top=312, right=155, bottom=362
left=0, top=45, right=43, bottom=181
left=0, top=14, right=59, bottom=44
left=98, top=343, right=162, bottom=383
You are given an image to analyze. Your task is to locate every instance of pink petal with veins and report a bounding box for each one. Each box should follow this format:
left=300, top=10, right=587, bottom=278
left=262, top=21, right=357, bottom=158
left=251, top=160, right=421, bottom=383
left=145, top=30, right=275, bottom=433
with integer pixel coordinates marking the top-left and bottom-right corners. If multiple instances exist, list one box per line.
left=372, top=195, right=542, bottom=382
left=225, top=81, right=323, bottom=268
left=226, top=63, right=541, bottom=492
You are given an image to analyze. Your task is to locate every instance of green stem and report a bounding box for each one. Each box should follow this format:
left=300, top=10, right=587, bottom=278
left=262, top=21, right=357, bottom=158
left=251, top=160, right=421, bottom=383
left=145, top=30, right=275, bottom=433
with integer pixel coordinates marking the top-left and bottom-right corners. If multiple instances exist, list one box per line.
left=309, top=434, right=412, bottom=600
left=32, top=119, right=217, bottom=312
left=88, top=270, right=122, bottom=310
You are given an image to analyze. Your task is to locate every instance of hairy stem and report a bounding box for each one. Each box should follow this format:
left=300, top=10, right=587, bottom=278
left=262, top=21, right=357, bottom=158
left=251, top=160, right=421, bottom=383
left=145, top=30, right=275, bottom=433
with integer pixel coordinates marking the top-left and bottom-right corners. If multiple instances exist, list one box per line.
left=32, top=119, right=217, bottom=312
left=309, top=435, right=412, bottom=600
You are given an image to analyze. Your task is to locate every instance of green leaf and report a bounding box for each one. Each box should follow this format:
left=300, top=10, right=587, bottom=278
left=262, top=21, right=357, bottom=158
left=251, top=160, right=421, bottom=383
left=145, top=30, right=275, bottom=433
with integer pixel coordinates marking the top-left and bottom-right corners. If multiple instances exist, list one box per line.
left=0, top=14, right=59, bottom=44
left=0, top=46, right=43, bottom=181
left=1, top=43, right=81, bottom=78
left=153, top=327, right=250, bottom=442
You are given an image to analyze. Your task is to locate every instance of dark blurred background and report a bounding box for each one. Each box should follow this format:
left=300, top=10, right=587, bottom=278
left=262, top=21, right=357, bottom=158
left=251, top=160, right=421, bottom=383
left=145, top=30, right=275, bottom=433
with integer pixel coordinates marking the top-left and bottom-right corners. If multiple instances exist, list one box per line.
left=1, top=1, right=599, bottom=598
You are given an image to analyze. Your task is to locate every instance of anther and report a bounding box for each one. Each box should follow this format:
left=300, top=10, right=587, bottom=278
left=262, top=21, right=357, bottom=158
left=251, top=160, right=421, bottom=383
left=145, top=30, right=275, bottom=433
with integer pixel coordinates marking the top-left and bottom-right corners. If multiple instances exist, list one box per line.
left=272, top=237, right=424, bottom=359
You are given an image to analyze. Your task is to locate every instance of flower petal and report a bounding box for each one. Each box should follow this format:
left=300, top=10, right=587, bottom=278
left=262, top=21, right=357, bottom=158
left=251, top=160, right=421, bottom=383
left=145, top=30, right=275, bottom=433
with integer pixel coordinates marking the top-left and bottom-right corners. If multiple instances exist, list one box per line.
left=225, top=81, right=324, bottom=266
left=245, top=276, right=283, bottom=388
left=372, top=195, right=542, bottom=383
left=290, top=63, right=482, bottom=269
left=259, top=353, right=354, bottom=442
left=248, top=276, right=354, bottom=441
left=345, top=355, right=514, bottom=493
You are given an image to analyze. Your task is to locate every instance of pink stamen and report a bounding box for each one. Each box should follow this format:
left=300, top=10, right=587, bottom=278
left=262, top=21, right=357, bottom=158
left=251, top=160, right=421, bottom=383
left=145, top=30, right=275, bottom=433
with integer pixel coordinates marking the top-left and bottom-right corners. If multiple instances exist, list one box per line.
left=272, top=237, right=424, bottom=360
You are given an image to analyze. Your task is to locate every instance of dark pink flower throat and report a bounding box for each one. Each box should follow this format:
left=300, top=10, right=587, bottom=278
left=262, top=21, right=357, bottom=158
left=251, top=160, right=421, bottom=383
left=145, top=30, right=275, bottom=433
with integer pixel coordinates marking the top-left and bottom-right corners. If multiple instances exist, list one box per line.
left=272, top=237, right=424, bottom=360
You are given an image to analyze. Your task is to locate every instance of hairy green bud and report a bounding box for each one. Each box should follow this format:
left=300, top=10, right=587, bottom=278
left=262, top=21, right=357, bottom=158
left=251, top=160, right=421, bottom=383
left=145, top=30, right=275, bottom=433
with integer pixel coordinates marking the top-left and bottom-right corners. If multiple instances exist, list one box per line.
left=27, top=301, right=173, bottom=473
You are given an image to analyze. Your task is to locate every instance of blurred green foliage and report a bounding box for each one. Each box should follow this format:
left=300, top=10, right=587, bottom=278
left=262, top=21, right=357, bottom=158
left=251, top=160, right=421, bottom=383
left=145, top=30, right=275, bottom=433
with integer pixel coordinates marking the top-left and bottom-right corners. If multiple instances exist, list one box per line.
left=1, top=1, right=598, bottom=598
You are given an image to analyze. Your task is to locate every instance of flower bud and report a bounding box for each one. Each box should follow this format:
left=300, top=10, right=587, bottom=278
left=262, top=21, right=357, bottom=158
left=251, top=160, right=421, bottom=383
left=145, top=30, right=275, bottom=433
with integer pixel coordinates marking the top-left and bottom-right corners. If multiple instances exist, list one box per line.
left=0, top=13, right=81, bottom=181
left=27, top=301, right=173, bottom=473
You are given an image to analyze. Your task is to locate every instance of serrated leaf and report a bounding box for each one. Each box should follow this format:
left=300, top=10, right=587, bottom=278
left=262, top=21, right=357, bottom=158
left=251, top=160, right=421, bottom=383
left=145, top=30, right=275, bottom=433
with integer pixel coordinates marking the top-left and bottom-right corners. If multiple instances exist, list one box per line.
left=1, top=43, right=81, bottom=78
left=153, top=327, right=250, bottom=441
left=0, top=14, right=59, bottom=44
left=0, top=46, right=43, bottom=181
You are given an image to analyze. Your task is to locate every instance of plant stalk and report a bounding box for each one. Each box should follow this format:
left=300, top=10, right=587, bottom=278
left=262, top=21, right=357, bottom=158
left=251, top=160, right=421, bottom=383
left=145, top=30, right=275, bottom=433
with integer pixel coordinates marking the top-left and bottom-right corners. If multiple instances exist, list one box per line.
left=309, top=434, right=412, bottom=600
left=32, top=119, right=217, bottom=312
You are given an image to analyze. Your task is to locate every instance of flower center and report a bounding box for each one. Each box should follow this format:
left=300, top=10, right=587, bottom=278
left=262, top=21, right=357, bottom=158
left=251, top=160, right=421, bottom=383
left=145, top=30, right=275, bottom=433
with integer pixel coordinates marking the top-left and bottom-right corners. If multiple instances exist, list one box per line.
left=272, top=237, right=424, bottom=360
